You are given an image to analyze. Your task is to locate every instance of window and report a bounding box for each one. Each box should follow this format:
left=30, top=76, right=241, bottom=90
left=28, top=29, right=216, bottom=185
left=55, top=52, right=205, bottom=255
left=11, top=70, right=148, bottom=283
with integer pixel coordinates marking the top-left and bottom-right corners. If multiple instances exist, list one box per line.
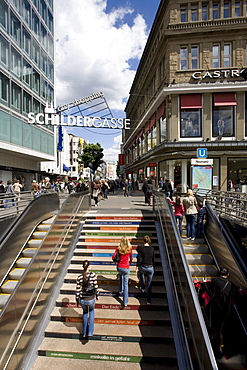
left=180, top=95, right=202, bottom=138
left=11, top=0, right=20, bottom=12
left=180, top=7, right=187, bottom=22
left=40, top=24, right=47, bottom=49
left=32, top=0, right=39, bottom=11
left=41, top=51, right=47, bottom=74
left=245, top=92, right=247, bottom=137
left=47, top=10, right=53, bottom=33
left=180, top=47, right=188, bottom=70
left=191, top=5, right=198, bottom=21
left=202, top=4, right=208, bottom=20
left=23, top=59, right=32, bottom=86
left=32, top=11, right=39, bottom=38
left=212, top=45, right=220, bottom=68
left=152, top=126, right=157, bottom=148
left=11, top=82, right=21, bottom=110
left=22, top=0, right=31, bottom=26
left=33, top=69, right=40, bottom=93
left=23, top=91, right=31, bottom=114
left=224, top=2, right=231, bottom=18
left=213, top=93, right=236, bottom=137
left=23, top=28, right=31, bottom=56
left=41, top=78, right=47, bottom=100
left=33, top=40, right=40, bottom=66
left=213, top=3, right=219, bottom=19
left=10, top=12, right=21, bottom=45
left=47, top=0, right=53, bottom=10
left=224, top=43, right=231, bottom=67
left=33, top=98, right=40, bottom=114
left=191, top=46, right=199, bottom=69
left=47, top=84, right=54, bottom=103
left=40, top=0, right=47, bottom=23
left=0, top=34, right=9, bottom=67
left=47, top=35, right=54, bottom=59
left=235, top=1, right=242, bottom=17
left=0, top=0, right=8, bottom=30
left=0, top=72, right=9, bottom=103
left=11, top=47, right=21, bottom=77
left=160, top=118, right=166, bottom=142
left=47, top=59, right=54, bottom=82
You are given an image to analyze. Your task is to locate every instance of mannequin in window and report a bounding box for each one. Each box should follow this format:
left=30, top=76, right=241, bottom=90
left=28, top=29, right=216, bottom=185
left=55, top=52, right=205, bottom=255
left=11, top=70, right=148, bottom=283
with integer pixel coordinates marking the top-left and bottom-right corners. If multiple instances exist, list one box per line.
left=185, top=116, right=193, bottom=136
left=217, top=117, right=224, bottom=136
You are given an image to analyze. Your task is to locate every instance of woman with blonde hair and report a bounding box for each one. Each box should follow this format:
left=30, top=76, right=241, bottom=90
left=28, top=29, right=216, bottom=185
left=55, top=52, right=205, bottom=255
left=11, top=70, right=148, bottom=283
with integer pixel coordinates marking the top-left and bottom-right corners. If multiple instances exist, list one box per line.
left=183, top=189, right=198, bottom=240
left=112, top=236, right=132, bottom=306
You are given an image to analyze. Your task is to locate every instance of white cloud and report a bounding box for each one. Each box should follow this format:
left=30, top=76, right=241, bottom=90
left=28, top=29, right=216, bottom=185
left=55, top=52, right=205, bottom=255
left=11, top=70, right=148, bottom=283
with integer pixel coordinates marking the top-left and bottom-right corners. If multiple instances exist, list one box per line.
left=103, top=134, right=122, bottom=162
left=55, top=0, right=148, bottom=112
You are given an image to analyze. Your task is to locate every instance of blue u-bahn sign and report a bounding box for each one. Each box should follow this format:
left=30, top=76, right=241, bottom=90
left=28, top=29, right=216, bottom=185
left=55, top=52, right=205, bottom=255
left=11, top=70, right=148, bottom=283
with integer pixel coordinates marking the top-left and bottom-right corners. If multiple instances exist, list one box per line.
left=197, top=148, right=208, bottom=158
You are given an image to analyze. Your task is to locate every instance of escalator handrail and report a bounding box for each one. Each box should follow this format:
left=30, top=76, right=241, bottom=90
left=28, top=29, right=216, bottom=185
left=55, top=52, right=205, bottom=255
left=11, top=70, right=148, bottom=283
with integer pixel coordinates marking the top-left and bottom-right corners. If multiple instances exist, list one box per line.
left=154, top=191, right=218, bottom=370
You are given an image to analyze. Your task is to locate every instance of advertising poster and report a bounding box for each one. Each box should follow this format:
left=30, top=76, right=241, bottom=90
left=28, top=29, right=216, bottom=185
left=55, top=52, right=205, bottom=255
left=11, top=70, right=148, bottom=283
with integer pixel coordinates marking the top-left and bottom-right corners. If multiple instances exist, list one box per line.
left=192, top=166, right=212, bottom=190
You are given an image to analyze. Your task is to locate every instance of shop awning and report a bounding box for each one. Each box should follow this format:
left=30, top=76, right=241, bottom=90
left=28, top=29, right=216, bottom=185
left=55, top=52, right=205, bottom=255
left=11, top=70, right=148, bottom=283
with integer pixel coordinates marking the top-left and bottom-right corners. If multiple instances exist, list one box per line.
left=180, top=94, right=202, bottom=109
left=157, top=101, right=165, bottom=119
left=213, top=93, right=237, bottom=106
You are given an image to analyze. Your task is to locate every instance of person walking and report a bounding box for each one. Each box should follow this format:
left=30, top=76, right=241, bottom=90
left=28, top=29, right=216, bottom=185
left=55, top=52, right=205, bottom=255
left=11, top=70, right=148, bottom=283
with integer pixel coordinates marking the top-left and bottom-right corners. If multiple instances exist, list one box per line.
left=112, top=236, right=132, bottom=307
left=5, top=180, right=15, bottom=208
left=92, top=180, right=101, bottom=207
left=203, top=267, right=237, bottom=359
left=183, top=189, right=198, bottom=240
left=136, top=235, right=155, bottom=305
left=196, top=202, right=206, bottom=238
left=168, top=196, right=185, bottom=236
left=76, top=260, right=99, bottom=338
left=123, top=179, right=129, bottom=197
left=145, top=179, right=153, bottom=206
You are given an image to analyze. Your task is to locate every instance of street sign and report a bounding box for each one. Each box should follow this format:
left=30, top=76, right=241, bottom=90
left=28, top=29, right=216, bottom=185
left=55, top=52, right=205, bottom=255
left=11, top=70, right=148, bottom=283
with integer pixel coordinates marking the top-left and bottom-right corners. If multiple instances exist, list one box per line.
left=191, top=158, right=213, bottom=165
left=197, top=148, right=208, bottom=158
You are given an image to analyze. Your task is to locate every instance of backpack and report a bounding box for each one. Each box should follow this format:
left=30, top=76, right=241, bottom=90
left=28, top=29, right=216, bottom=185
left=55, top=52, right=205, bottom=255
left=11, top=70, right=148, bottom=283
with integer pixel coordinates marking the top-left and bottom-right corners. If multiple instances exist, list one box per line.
left=147, top=183, right=153, bottom=193
left=80, top=272, right=96, bottom=298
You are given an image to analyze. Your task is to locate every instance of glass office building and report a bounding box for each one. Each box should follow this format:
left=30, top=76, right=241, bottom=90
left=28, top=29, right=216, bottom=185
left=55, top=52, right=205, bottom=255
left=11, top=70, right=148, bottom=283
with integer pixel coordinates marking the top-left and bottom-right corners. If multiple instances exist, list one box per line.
left=0, top=0, right=54, bottom=189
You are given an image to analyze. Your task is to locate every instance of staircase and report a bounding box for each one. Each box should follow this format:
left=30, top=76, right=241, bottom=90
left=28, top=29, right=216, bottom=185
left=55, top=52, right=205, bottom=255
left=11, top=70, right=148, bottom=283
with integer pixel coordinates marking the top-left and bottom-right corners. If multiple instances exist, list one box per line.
left=0, top=216, right=55, bottom=312
left=32, top=209, right=178, bottom=369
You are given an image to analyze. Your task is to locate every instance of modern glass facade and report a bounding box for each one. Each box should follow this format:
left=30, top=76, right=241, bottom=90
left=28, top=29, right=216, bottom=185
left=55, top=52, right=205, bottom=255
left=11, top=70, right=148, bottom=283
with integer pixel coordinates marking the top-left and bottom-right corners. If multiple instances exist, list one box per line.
left=0, top=0, right=54, bottom=164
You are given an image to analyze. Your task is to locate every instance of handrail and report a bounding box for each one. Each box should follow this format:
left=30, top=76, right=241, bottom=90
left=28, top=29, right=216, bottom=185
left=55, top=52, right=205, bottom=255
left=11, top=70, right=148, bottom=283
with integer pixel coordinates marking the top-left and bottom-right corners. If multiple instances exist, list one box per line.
left=193, top=189, right=247, bottom=227
left=153, top=190, right=218, bottom=370
left=0, top=191, right=91, bottom=369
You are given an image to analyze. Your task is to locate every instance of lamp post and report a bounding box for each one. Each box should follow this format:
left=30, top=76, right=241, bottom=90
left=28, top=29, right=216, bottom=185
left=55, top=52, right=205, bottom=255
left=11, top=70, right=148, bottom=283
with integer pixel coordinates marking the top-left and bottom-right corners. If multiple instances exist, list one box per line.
left=88, top=161, right=93, bottom=193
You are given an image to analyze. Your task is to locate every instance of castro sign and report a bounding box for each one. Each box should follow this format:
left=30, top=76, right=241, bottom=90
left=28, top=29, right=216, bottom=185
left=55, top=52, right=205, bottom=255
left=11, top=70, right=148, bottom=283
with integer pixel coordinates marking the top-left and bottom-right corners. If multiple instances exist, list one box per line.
left=192, top=69, right=244, bottom=79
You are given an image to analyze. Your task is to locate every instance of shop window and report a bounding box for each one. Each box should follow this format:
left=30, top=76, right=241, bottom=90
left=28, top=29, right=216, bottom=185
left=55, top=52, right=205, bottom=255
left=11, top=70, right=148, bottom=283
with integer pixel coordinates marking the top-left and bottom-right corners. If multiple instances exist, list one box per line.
left=212, top=3, right=219, bottom=19
left=0, top=34, right=9, bottom=67
left=180, top=47, right=188, bottom=70
left=152, top=126, right=157, bottom=148
left=0, top=0, right=8, bottom=30
left=180, top=6, right=187, bottom=22
left=202, top=4, right=208, bottom=20
left=147, top=130, right=152, bottom=151
left=191, top=5, right=198, bottom=21
left=0, top=72, right=9, bottom=103
left=212, top=93, right=236, bottom=137
left=160, top=117, right=166, bottom=142
left=180, top=94, right=202, bottom=138
left=235, top=1, right=242, bottom=17
left=10, top=12, right=21, bottom=46
left=11, top=82, right=21, bottom=110
left=212, top=44, right=220, bottom=68
left=224, top=2, right=231, bottom=18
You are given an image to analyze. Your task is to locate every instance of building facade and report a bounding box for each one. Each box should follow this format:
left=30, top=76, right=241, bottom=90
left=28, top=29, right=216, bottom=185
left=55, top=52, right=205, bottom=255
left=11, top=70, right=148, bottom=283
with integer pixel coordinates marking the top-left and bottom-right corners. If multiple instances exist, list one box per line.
left=123, top=0, right=247, bottom=192
left=0, top=0, right=54, bottom=189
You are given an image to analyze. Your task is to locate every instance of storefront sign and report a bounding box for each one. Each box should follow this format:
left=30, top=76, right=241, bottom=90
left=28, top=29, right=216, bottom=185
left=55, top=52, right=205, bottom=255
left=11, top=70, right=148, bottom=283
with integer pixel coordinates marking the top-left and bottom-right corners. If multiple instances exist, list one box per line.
left=192, top=69, right=243, bottom=80
left=149, top=163, right=156, bottom=167
left=191, top=158, right=213, bottom=165
left=28, top=111, right=130, bottom=130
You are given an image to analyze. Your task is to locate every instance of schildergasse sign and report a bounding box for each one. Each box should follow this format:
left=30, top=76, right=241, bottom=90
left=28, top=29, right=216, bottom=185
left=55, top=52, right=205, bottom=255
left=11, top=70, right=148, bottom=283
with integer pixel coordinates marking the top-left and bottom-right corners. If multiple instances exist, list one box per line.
left=28, top=91, right=130, bottom=130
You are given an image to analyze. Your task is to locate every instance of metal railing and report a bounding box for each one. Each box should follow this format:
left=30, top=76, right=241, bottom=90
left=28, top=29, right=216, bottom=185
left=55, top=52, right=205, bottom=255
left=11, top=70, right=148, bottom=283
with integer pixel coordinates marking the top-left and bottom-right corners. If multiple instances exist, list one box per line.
left=193, top=189, right=247, bottom=227
left=153, top=191, right=217, bottom=370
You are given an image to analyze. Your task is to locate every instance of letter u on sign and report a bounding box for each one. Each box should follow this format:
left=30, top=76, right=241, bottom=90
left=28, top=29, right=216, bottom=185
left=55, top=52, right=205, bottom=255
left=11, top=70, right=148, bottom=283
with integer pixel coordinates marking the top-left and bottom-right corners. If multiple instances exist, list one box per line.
left=197, top=148, right=207, bottom=158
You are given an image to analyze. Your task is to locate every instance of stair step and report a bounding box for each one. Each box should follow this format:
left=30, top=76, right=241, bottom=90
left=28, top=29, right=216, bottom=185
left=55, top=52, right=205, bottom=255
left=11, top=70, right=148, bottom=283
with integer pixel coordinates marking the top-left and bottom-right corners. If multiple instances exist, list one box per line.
left=9, top=268, right=25, bottom=279
left=16, top=257, right=31, bottom=268
left=1, top=280, right=19, bottom=293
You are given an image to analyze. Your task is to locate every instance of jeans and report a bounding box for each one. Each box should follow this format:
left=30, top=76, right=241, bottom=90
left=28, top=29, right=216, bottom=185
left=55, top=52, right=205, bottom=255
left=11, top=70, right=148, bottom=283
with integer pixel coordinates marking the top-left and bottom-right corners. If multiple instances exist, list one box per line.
left=185, top=214, right=196, bottom=239
left=175, top=215, right=183, bottom=236
left=117, top=267, right=130, bottom=305
left=140, top=266, right=154, bottom=304
left=80, top=297, right=96, bottom=337
left=197, top=222, right=204, bottom=238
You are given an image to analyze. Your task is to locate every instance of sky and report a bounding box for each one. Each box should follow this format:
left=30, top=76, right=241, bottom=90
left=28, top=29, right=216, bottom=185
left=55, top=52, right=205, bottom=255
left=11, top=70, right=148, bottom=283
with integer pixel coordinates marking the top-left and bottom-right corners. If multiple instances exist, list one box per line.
left=55, top=0, right=161, bottom=162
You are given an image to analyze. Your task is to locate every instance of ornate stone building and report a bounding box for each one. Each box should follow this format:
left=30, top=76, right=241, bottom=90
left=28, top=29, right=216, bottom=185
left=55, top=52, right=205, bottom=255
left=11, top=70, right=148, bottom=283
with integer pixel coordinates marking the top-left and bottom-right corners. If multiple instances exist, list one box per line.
left=123, top=0, right=247, bottom=192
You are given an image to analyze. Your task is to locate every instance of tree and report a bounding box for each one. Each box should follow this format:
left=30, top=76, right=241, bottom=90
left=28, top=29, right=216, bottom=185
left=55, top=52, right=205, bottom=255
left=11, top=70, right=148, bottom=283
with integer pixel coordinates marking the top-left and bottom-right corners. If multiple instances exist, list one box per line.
left=79, top=142, right=104, bottom=173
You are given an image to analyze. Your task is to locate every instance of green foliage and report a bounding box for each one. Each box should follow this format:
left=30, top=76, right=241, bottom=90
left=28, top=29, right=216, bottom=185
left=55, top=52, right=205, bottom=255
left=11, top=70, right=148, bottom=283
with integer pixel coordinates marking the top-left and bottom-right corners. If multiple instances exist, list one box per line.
left=79, top=142, right=104, bottom=172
